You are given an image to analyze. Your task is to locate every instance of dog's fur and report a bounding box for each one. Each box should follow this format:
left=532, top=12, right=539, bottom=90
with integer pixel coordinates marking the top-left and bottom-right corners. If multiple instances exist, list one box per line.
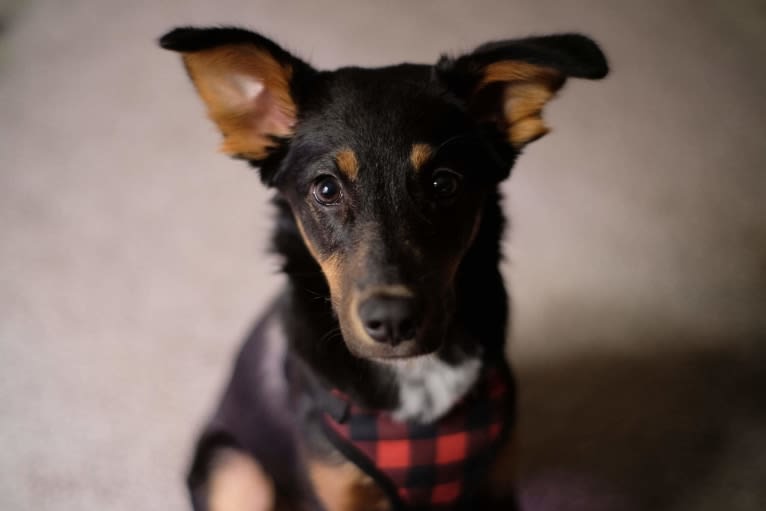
left=159, top=26, right=608, bottom=511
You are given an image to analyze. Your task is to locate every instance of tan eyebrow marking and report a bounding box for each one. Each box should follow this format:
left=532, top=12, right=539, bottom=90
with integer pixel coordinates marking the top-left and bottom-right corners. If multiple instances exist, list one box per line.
left=410, top=144, right=433, bottom=172
left=335, top=148, right=359, bottom=181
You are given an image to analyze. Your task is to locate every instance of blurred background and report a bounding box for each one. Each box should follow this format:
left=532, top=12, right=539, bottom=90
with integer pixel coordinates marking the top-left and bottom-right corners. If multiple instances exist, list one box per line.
left=1, top=0, right=764, bottom=510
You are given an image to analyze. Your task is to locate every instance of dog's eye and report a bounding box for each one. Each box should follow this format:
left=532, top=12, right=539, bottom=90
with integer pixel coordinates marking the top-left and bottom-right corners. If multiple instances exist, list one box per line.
left=432, top=169, right=461, bottom=200
left=312, top=175, right=343, bottom=206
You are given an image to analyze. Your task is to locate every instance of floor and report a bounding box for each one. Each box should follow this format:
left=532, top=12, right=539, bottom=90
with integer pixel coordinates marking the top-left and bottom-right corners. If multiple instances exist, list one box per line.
left=1, top=1, right=764, bottom=510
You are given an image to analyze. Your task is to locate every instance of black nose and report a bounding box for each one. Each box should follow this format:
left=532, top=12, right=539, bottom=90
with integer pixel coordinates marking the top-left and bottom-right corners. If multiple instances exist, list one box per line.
left=358, top=295, right=420, bottom=345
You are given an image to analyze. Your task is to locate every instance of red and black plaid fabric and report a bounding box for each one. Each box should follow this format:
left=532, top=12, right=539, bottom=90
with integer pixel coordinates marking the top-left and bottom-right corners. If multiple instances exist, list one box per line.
left=320, top=365, right=512, bottom=510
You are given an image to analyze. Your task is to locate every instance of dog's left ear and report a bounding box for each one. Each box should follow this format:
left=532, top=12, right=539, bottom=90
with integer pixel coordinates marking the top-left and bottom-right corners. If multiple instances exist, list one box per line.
left=437, top=33, right=608, bottom=158
left=159, top=26, right=316, bottom=168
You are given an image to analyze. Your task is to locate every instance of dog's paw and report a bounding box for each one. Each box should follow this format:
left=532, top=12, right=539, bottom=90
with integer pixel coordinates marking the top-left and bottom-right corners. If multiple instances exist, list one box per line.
left=208, top=449, right=275, bottom=511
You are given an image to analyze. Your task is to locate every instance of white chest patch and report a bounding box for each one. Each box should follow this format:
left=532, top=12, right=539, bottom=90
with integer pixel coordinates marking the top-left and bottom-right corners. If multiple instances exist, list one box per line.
left=388, top=354, right=482, bottom=424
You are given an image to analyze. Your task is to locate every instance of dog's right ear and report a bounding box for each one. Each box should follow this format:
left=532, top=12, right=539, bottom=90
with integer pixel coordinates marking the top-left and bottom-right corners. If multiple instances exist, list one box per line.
left=159, top=27, right=315, bottom=171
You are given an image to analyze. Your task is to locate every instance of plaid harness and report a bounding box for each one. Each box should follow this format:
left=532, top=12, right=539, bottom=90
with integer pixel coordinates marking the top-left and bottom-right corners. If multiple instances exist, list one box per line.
left=319, top=362, right=514, bottom=511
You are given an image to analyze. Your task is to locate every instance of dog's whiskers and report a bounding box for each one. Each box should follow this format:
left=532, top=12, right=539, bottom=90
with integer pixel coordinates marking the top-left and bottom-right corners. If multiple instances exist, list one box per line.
left=318, top=326, right=342, bottom=345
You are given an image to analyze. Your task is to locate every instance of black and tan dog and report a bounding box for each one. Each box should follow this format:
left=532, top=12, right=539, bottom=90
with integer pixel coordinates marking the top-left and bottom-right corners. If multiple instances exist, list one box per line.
left=159, top=26, right=607, bottom=511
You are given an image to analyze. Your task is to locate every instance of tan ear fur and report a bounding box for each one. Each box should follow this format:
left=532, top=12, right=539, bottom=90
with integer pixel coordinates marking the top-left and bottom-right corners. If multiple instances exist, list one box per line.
left=478, top=61, right=565, bottom=148
left=181, top=45, right=297, bottom=160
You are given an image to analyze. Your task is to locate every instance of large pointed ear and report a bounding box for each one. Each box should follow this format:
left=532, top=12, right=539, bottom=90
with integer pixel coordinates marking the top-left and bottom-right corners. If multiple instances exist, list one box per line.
left=159, top=27, right=316, bottom=166
left=436, top=34, right=608, bottom=153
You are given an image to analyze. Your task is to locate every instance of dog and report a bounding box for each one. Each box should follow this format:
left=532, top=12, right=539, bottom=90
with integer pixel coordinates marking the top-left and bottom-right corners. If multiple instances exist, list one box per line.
left=159, top=26, right=608, bottom=511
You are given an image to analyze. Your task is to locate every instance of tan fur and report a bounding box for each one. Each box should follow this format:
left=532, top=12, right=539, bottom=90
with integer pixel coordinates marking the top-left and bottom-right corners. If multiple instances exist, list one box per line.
left=293, top=216, right=321, bottom=261
left=320, top=253, right=343, bottom=306
left=480, top=60, right=560, bottom=86
left=335, top=148, right=359, bottom=181
left=207, top=449, right=275, bottom=511
left=508, top=115, right=550, bottom=146
left=478, top=60, right=564, bottom=148
left=293, top=216, right=344, bottom=311
left=348, top=290, right=374, bottom=346
left=310, top=459, right=390, bottom=511
left=409, top=143, right=433, bottom=172
left=357, top=285, right=415, bottom=301
left=181, top=45, right=296, bottom=159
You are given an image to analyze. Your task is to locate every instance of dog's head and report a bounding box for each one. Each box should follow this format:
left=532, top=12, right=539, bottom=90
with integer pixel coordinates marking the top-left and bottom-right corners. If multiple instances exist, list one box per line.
left=160, top=27, right=607, bottom=360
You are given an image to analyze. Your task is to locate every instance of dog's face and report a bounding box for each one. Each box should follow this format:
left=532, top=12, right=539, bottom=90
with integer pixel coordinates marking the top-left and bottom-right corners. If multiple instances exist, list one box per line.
left=160, top=27, right=607, bottom=360
left=279, top=67, right=502, bottom=359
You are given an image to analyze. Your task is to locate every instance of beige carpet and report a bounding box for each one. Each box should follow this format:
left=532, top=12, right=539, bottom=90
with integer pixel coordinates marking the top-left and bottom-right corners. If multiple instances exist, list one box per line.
left=1, top=1, right=764, bottom=510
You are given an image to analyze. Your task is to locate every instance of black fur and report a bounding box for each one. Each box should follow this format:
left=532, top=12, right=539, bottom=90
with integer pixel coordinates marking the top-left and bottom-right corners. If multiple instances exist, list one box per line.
left=160, top=26, right=608, bottom=510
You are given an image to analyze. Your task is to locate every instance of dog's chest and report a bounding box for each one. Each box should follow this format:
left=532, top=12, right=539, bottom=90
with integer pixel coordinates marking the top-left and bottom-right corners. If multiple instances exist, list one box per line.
left=319, top=360, right=513, bottom=510
left=389, top=355, right=481, bottom=423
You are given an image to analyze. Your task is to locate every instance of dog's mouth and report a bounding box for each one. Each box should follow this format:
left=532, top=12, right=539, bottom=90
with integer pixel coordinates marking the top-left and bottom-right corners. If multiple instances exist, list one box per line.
left=341, top=330, right=442, bottom=360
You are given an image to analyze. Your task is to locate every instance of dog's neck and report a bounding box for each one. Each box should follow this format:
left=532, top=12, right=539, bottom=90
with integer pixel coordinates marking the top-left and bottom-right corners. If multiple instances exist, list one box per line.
left=272, top=191, right=508, bottom=418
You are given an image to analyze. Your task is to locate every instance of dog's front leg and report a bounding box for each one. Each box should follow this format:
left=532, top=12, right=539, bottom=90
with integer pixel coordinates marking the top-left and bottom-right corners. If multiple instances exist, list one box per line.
left=205, top=448, right=275, bottom=511
left=193, top=445, right=323, bottom=511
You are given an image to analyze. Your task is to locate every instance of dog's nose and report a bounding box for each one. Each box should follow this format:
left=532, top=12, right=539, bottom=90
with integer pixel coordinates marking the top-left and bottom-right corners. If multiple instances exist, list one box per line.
left=358, top=295, right=420, bottom=345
